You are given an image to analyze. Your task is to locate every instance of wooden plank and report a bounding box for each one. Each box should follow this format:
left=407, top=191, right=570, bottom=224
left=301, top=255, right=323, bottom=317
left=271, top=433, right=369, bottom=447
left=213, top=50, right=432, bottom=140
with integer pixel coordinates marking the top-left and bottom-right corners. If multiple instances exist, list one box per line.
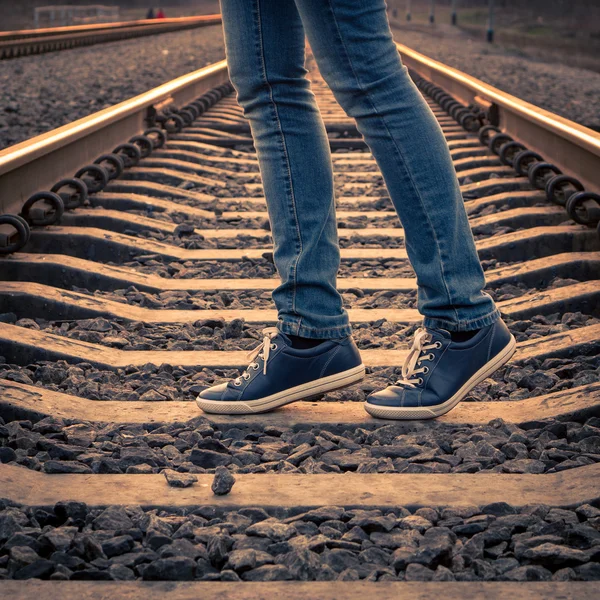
left=1, top=462, right=598, bottom=509
left=1, top=379, right=597, bottom=428
left=0, top=581, right=596, bottom=600
left=1, top=280, right=598, bottom=324
left=0, top=321, right=598, bottom=369
left=2, top=252, right=598, bottom=294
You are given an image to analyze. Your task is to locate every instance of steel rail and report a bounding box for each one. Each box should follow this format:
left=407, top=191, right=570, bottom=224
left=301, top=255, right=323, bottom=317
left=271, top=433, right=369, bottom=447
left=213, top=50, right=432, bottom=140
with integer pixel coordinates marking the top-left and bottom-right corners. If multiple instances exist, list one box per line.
left=0, top=59, right=229, bottom=216
left=0, top=15, right=220, bottom=41
left=0, top=14, right=222, bottom=59
left=396, top=42, right=600, bottom=194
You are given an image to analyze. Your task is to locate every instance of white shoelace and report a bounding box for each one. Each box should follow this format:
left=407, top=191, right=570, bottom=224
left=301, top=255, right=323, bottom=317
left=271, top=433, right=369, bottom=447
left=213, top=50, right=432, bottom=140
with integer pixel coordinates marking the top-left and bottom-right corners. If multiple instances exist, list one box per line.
left=233, top=326, right=279, bottom=386
left=395, top=327, right=441, bottom=387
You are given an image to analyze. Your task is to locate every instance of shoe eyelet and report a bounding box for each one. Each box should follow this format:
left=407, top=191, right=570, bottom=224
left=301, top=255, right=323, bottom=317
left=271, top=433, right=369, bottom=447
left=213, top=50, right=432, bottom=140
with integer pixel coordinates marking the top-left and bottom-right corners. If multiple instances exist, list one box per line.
left=252, top=364, right=259, bottom=371
left=270, top=343, right=277, bottom=350
left=234, top=380, right=242, bottom=386
left=434, top=341, right=442, bottom=349
left=418, top=378, right=424, bottom=385
left=243, top=373, right=250, bottom=381
left=429, top=353, right=436, bottom=361
left=422, top=366, right=429, bottom=374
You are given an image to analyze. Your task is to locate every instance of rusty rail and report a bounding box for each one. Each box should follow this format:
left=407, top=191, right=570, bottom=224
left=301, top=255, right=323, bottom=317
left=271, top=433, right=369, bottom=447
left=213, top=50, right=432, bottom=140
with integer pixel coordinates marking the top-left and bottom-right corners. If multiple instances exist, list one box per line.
left=0, top=14, right=222, bottom=60
left=0, top=59, right=229, bottom=217
left=396, top=42, right=600, bottom=195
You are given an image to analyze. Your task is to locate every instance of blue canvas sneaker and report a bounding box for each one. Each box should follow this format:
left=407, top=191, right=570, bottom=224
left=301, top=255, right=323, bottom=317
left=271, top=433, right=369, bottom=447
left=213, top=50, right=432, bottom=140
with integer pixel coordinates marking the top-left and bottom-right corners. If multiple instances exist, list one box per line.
left=365, top=319, right=516, bottom=420
left=196, top=327, right=365, bottom=415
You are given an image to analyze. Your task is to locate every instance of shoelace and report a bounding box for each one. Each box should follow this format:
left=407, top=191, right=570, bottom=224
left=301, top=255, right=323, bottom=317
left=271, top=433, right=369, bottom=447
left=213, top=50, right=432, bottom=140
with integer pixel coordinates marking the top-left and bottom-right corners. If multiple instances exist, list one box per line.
left=395, top=327, right=442, bottom=387
left=233, top=326, right=280, bottom=386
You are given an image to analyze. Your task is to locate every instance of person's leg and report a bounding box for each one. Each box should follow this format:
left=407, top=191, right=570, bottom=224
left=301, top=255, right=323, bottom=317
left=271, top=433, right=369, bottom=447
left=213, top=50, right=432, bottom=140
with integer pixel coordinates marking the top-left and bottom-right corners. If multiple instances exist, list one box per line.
left=292, top=0, right=515, bottom=420
left=197, top=0, right=364, bottom=415
left=219, top=0, right=350, bottom=340
left=294, top=0, right=499, bottom=332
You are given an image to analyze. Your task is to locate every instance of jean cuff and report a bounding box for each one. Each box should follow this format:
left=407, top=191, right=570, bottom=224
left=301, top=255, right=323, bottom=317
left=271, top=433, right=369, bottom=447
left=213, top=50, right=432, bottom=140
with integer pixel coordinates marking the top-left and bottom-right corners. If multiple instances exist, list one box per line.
left=422, top=307, right=501, bottom=332
left=278, top=317, right=353, bottom=340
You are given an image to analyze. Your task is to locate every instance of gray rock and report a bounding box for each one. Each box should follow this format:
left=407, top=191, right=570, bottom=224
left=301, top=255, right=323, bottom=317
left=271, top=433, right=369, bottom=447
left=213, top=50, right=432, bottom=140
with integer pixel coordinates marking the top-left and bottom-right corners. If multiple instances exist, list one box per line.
left=392, top=528, right=453, bottom=570
left=574, top=562, right=600, bottom=580
left=207, top=535, right=230, bottom=567
left=226, top=548, right=271, bottom=572
left=551, top=567, right=576, bottom=581
left=0, top=513, right=23, bottom=542
left=579, top=436, right=600, bottom=454
left=432, top=565, right=455, bottom=581
left=39, top=527, right=77, bottom=552
left=246, top=518, right=295, bottom=541
left=107, top=564, right=136, bottom=580
left=8, top=546, right=39, bottom=571
left=54, top=501, right=88, bottom=526
left=472, top=558, right=496, bottom=580
left=159, top=539, right=207, bottom=561
left=92, top=506, right=134, bottom=531
left=371, top=530, right=421, bottom=550
left=297, top=507, right=345, bottom=524
left=338, top=567, right=360, bottom=581
left=4, top=534, right=42, bottom=553
left=13, top=559, right=55, bottom=580
left=242, top=564, right=292, bottom=581
left=164, top=469, right=197, bottom=488
left=190, top=449, right=232, bottom=468
left=212, top=466, right=236, bottom=495
left=348, top=514, right=395, bottom=533
left=459, top=532, right=486, bottom=564
left=501, top=459, right=546, bottom=474
left=397, top=515, right=433, bottom=533
left=359, top=546, right=391, bottom=566
left=43, top=460, right=92, bottom=474
left=404, top=563, right=434, bottom=581
left=482, top=502, right=517, bottom=517
left=0, top=447, right=17, bottom=463
left=520, top=543, right=590, bottom=566
left=278, top=548, right=322, bottom=580
left=322, top=548, right=361, bottom=573
left=142, top=557, right=196, bottom=581
left=504, top=565, right=553, bottom=581
left=545, top=508, right=579, bottom=526
left=576, top=504, right=600, bottom=520
left=220, top=569, right=242, bottom=581
left=101, top=535, right=135, bottom=558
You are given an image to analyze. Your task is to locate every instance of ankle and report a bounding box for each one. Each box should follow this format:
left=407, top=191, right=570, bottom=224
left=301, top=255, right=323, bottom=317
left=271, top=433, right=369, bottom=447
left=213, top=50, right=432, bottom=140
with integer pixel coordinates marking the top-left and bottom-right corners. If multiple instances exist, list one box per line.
left=287, top=334, right=326, bottom=349
left=450, top=329, right=480, bottom=343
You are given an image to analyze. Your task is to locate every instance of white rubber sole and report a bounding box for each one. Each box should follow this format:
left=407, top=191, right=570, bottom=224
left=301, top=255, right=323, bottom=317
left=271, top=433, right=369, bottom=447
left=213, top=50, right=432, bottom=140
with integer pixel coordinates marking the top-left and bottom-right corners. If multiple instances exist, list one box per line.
left=196, top=364, right=366, bottom=415
left=364, top=335, right=517, bottom=420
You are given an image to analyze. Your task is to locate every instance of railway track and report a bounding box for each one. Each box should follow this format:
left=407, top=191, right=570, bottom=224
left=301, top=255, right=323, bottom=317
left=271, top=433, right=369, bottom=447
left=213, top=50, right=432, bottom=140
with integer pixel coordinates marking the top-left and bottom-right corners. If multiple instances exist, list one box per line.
left=0, top=15, right=222, bottom=60
left=0, top=38, right=599, bottom=597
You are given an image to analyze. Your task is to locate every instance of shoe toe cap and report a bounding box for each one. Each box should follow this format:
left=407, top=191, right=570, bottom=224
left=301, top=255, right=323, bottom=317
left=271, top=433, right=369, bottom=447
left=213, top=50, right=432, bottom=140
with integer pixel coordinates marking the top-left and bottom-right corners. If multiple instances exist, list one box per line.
left=367, top=386, right=424, bottom=408
left=198, top=382, right=229, bottom=401
left=367, top=385, right=406, bottom=407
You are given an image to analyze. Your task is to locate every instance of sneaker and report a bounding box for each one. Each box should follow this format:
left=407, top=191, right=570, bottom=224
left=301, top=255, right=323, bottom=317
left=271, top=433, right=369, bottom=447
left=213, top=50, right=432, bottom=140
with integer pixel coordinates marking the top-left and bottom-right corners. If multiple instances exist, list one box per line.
left=196, top=327, right=365, bottom=415
left=365, top=318, right=516, bottom=420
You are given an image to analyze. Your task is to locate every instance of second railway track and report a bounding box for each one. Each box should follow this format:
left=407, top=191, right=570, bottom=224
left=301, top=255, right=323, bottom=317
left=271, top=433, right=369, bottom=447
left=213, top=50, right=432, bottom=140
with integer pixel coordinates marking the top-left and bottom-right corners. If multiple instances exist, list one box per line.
left=0, top=15, right=222, bottom=60
left=0, top=39, right=599, bottom=597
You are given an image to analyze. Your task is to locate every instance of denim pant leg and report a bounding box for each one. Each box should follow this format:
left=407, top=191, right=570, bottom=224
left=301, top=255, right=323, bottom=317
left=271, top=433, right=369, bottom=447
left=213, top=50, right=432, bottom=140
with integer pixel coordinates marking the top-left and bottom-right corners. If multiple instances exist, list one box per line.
left=295, top=0, right=500, bottom=332
left=219, top=0, right=352, bottom=339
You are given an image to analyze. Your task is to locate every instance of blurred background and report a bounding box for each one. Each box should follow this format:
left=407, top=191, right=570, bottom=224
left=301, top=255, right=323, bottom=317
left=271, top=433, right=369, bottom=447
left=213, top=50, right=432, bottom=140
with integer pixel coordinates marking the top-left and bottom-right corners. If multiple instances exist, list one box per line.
left=1, top=0, right=220, bottom=30
left=386, top=0, right=600, bottom=72
left=0, top=0, right=598, bottom=151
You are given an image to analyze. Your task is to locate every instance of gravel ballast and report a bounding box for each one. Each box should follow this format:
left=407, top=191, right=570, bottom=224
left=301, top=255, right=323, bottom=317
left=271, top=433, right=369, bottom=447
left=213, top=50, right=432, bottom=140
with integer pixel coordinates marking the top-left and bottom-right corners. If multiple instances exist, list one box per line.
left=1, top=410, right=600, bottom=478
left=0, top=25, right=226, bottom=150
left=390, top=23, right=600, bottom=130
left=1, top=308, right=599, bottom=406
left=0, top=497, right=599, bottom=581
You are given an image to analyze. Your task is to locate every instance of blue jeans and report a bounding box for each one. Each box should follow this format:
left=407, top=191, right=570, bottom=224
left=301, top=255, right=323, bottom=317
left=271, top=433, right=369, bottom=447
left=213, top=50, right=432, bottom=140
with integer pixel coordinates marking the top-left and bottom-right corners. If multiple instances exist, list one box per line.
left=220, top=0, right=500, bottom=338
